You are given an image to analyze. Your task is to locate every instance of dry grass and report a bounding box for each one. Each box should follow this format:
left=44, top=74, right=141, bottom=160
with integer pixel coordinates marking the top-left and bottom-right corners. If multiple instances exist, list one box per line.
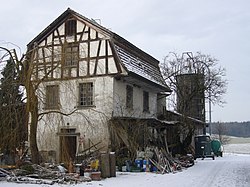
left=227, top=136, right=250, bottom=144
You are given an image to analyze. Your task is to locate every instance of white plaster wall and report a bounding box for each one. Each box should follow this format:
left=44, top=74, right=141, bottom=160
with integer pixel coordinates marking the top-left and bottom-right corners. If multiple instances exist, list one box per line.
left=113, top=79, right=158, bottom=118
left=37, top=76, right=114, bottom=160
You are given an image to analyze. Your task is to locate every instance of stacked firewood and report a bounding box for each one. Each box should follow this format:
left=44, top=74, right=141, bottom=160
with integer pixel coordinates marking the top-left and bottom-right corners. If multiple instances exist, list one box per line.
left=149, top=147, right=182, bottom=174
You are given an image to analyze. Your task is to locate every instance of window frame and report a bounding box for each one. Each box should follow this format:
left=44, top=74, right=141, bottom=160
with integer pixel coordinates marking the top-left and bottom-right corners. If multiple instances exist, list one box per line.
left=126, top=85, right=133, bottom=109
left=65, top=19, right=77, bottom=36
left=45, top=85, right=59, bottom=109
left=143, top=91, right=149, bottom=112
left=79, top=82, right=94, bottom=107
left=63, top=42, right=79, bottom=68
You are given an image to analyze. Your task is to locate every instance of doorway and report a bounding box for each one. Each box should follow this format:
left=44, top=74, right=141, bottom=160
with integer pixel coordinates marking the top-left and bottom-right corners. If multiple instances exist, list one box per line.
left=59, top=128, right=78, bottom=164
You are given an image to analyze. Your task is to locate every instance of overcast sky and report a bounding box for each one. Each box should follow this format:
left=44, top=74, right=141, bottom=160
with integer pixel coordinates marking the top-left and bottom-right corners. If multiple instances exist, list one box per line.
left=1, top=0, right=249, bottom=122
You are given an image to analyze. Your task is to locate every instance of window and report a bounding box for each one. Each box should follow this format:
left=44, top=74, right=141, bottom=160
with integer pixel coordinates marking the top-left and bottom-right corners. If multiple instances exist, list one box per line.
left=64, top=43, right=79, bottom=67
left=126, top=85, right=133, bottom=109
left=65, top=19, right=76, bottom=36
left=79, top=82, right=94, bottom=106
left=46, top=85, right=59, bottom=109
left=143, top=91, right=149, bottom=112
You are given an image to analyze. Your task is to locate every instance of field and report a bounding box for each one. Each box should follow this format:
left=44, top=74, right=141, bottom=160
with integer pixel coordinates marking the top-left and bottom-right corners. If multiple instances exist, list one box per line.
left=227, top=136, right=250, bottom=144
left=223, top=136, right=250, bottom=154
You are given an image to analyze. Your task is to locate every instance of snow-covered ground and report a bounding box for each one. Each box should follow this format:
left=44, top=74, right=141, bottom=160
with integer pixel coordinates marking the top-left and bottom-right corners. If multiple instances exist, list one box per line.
left=1, top=143, right=250, bottom=187
left=224, top=143, right=250, bottom=154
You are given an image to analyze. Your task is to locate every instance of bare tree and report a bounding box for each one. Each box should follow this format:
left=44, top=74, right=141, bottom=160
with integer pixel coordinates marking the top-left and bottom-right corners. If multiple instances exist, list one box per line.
left=161, top=52, right=227, bottom=110
left=160, top=51, right=228, bottom=151
left=212, top=122, right=230, bottom=145
left=0, top=46, right=51, bottom=164
left=0, top=45, right=80, bottom=164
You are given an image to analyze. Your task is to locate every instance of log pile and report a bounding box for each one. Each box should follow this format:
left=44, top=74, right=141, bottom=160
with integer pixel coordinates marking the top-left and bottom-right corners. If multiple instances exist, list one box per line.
left=149, top=147, right=194, bottom=174
left=149, top=147, right=178, bottom=174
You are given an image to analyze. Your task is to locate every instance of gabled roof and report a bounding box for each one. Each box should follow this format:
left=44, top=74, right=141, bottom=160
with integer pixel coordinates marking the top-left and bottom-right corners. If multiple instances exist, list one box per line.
left=27, top=8, right=171, bottom=92
left=27, top=8, right=112, bottom=48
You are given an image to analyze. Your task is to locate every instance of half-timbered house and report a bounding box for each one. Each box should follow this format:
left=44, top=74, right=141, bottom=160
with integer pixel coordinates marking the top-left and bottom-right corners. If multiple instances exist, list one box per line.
left=25, top=8, right=203, bottom=163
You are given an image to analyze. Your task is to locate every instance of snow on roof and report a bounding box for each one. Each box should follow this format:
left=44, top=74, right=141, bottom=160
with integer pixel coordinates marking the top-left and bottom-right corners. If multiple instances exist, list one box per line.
left=114, top=44, right=169, bottom=90
left=166, top=110, right=205, bottom=124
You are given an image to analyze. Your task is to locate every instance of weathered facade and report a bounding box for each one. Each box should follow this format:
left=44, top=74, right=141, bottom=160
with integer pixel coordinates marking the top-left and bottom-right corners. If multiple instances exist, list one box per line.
left=25, top=8, right=173, bottom=163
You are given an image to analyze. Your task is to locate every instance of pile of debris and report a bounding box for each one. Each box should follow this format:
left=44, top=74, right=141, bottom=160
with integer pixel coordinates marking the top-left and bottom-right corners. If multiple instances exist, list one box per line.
left=0, top=143, right=195, bottom=184
left=149, top=147, right=181, bottom=174
left=0, top=163, right=92, bottom=185
left=0, top=139, right=119, bottom=185
left=149, top=147, right=194, bottom=174
left=0, top=150, right=117, bottom=185
left=123, top=147, right=194, bottom=174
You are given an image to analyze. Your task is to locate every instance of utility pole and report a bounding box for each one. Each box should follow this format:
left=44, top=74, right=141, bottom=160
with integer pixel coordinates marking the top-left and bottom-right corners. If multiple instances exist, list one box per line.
left=208, top=88, right=212, bottom=135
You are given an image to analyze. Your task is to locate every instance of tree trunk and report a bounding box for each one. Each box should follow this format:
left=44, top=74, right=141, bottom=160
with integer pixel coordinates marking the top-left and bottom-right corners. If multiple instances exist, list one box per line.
left=26, top=82, right=40, bottom=164
left=30, top=100, right=39, bottom=164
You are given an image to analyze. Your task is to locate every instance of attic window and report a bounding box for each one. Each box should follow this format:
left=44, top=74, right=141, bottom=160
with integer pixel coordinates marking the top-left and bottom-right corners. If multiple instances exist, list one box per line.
left=65, top=19, right=76, bottom=36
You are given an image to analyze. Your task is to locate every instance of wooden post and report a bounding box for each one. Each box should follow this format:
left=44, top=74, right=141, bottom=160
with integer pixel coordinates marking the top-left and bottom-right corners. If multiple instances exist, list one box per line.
left=109, top=152, right=116, bottom=177
left=100, top=153, right=110, bottom=178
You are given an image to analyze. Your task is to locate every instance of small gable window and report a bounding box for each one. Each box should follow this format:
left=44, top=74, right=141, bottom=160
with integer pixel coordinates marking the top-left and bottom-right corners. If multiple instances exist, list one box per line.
left=65, top=19, right=76, bottom=36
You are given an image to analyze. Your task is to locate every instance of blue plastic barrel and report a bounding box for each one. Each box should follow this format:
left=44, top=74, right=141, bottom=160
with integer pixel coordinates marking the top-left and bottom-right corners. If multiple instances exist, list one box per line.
left=135, top=159, right=143, bottom=169
left=142, top=159, right=151, bottom=171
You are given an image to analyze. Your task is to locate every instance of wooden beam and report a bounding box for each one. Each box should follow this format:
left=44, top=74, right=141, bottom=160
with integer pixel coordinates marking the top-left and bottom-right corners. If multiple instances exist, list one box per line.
left=105, top=40, right=108, bottom=74
left=55, top=29, right=63, bottom=45
left=35, top=49, right=39, bottom=80
left=41, top=48, right=48, bottom=79
left=51, top=32, right=55, bottom=79
left=109, top=41, right=122, bottom=73
left=93, top=40, right=102, bottom=75
left=79, top=24, right=86, bottom=42
left=87, top=27, right=91, bottom=76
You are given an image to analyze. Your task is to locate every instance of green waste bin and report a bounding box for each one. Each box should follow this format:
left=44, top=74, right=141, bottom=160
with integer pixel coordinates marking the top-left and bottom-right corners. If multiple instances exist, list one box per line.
left=194, top=135, right=215, bottom=160
left=211, top=139, right=223, bottom=157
